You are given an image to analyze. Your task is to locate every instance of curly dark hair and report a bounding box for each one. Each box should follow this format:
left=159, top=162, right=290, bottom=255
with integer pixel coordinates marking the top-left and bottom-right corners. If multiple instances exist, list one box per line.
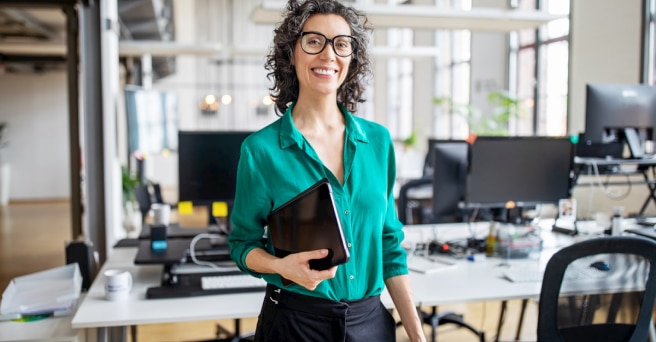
left=265, top=0, right=373, bottom=115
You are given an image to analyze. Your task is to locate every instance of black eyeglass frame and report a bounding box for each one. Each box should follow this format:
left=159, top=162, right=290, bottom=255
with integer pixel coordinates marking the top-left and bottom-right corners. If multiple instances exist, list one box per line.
left=299, top=31, right=356, bottom=57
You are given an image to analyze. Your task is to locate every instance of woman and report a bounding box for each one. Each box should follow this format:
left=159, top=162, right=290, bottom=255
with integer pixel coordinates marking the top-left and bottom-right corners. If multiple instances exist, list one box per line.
left=228, top=0, right=425, bottom=341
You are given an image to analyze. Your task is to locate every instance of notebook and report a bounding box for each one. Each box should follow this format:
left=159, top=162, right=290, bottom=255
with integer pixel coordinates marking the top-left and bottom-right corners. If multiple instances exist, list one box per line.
left=267, top=178, right=350, bottom=274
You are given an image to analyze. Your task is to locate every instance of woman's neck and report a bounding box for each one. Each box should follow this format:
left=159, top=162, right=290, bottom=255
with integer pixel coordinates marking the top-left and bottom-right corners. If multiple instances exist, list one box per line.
left=292, top=95, right=344, bottom=133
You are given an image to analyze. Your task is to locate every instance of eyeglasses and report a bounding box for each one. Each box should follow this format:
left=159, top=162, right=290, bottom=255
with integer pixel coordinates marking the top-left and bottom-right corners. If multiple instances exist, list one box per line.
left=299, top=31, right=355, bottom=57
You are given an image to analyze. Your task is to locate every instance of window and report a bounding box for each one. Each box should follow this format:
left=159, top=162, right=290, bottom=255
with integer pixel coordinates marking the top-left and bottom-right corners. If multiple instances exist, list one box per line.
left=433, top=0, right=472, bottom=140
left=512, top=0, right=569, bottom=136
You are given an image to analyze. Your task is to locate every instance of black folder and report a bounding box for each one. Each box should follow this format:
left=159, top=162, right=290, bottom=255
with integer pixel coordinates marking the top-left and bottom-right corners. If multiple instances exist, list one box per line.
left=267, top=178, right=350, bottom=273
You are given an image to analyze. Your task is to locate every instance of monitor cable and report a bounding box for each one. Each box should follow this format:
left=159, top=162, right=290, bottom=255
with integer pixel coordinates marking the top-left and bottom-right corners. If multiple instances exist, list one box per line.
left=588, top=158, right=631, bottom=200
left=188, top=233, right=238, bottom=271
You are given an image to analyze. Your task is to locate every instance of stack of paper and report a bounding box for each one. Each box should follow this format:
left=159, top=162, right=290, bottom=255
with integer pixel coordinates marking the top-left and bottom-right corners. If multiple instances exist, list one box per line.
left=0, top=263, right=82, bottom=319
left=407, top=256, right=457, bottom=274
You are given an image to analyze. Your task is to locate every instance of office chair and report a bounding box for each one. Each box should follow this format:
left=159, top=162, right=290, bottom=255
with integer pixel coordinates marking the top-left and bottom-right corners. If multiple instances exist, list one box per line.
left=398, top=177, right=432, bottom=224
left=537, top=236, right=656, bottom=342
left=415, top=307, right=485, bottom=342
left=134, top=184, right=153, bottom=225
left=152, top=183, right=177, bottom=209
left=188, top=319, right=254, bottom=342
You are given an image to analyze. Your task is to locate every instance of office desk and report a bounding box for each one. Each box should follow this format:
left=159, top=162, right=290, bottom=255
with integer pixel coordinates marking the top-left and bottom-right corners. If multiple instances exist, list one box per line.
left=72, top=221, right=591, bottom=342
left=0, top=313, right=83, bottom=342
left=403, top=222, right=579, bottom=305
left=71, top=248, right=266, bottom=341
left=573, top=156, right=656, bottom=216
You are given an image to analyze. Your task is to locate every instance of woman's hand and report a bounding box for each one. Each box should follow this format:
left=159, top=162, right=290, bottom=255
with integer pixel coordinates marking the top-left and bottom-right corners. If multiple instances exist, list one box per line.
left=277, top=249, right=337, bottom=290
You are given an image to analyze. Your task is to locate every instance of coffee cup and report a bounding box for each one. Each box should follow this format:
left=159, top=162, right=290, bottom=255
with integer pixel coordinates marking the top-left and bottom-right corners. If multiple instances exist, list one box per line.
left=150, top=203, right=171, bottom=226
left=104, top=269, right=132, bottom=301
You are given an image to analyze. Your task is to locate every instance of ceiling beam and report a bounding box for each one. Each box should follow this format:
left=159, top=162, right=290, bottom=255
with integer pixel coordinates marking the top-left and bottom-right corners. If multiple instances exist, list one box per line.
left=250, top=1, right=566, bottom=32
left=0, top=0, right=77, bottom=8
left=0, top=41, right=224, bottom=57
left=1, top=8, right=62, bottom=40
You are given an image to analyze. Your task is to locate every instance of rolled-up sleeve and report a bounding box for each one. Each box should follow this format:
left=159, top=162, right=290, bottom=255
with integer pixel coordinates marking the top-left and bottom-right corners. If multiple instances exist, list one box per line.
left=228, top=141, right=271, bottom=277
left=381, top=133, right=408, bottom=280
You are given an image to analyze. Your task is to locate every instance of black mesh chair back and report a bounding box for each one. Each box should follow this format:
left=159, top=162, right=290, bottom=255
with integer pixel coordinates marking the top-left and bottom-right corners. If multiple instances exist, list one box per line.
left=537, top=236, right=656, bottom=341
left=134, top=184, right=153, bottom=224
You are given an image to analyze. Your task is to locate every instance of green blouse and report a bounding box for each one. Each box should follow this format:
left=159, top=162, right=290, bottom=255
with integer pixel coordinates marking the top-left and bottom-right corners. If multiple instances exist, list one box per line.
left=228, top=103, right=408, bottom=302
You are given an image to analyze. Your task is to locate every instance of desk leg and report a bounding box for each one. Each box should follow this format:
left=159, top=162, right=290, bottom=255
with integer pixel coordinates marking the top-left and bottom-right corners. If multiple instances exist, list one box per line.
left=514, top=299, right=528, bottom=341
left=640, top=169, right=656, bottom=216
left=495, top=300, right=507, bottom=342
left=97, top=326, right=127, bottom=342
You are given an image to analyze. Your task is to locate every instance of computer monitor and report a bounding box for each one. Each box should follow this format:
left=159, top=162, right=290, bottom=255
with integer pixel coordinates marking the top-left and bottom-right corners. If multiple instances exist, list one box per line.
left=431, top=140, right=469, bottom=223
left=178, top=131, right=252, bottom=224
left=423, top=138, right=441, bottom=177
left=584, top=83, right=656, bottom=158
left=465, top=137, right=573, bottom=220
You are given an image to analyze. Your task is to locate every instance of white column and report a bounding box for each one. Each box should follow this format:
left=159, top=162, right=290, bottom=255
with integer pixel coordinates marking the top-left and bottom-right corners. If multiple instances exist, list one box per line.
left=101, top=0, right=123, bottom=253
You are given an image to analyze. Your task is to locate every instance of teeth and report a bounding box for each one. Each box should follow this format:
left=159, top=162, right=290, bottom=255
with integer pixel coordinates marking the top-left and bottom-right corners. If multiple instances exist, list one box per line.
left=314, top=68, right=335, bottom=75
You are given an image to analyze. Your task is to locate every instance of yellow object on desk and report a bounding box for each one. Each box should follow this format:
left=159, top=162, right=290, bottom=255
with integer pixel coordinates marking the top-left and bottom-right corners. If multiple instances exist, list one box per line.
left=212, top=201, right=228, bottom=217
left=178, top=201, right=194, bottom=215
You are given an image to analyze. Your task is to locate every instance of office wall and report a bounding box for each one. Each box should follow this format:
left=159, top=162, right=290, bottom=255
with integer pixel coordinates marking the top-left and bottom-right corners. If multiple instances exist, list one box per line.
left=566, top=0, right=652, bottom=218
left=0, top=71, right=70, bottom=200
left=568, top=0, right=643, bottom=135
left=470, top=0, right=508, bottom=119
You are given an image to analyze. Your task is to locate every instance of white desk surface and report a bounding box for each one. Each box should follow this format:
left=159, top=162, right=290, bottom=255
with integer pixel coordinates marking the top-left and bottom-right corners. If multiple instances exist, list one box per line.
left=0, top=295, right=86, bottom=342
left=0, top=315, right=82, bottom=342
left=71, top=221, right=606, bottom=332
left=71, top=248, right=266, bottom=329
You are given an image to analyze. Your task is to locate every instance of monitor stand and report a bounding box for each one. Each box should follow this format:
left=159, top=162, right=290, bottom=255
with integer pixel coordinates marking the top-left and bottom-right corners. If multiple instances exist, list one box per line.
left=624, top=128, right=645, bottom=159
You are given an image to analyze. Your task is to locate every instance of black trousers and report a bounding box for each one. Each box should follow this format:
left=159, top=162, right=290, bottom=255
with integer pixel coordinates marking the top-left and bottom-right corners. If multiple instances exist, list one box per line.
left=254, top=284, right=396, bottom=342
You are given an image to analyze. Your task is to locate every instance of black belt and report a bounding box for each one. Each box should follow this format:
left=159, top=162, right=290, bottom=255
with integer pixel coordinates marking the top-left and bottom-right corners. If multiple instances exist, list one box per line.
left=264, top=284, right=381, bottom=318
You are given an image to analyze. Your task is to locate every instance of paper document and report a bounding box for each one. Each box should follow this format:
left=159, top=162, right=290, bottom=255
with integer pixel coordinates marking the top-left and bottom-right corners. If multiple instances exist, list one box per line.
left=407, top=256, right=457, bottom=274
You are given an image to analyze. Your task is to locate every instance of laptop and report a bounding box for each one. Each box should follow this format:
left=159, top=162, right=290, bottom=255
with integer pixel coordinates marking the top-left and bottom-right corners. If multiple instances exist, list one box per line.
left=267, top=178, right=350, bottom=274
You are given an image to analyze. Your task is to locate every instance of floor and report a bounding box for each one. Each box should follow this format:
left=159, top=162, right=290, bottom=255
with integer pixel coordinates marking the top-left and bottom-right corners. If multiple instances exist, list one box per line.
left=0, top=201, right=538, bottom=342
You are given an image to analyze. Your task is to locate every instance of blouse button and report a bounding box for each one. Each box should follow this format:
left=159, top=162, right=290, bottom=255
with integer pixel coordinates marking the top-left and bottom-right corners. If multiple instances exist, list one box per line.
left=347, top=242, right=352, bottom=248
left=349, top=275, right=354, bottom=280
left=344, top=210, right=349, bottom=215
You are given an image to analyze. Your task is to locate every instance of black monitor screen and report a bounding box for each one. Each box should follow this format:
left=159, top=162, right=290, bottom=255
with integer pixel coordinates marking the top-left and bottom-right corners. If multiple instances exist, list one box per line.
left=466, top=137, right=573, bottom=208
left=431, top=140, right=468, bottom=222
left=178, top=131, right=252, bottom=203
left=584, top=83, right=656, bottom=157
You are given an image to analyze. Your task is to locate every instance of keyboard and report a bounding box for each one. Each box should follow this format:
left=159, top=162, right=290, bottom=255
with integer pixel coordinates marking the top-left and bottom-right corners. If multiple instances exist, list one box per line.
left=201, top=274, right=267, bottom=290
left=146, top=271, right=267, bottom=299
left=504, top=264, right=595, bottom=283
left=503, top=268, right=544, bottom=283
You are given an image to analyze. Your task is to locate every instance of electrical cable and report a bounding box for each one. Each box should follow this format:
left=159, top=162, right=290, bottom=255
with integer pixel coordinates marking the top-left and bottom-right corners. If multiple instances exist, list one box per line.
left=188, top=233, right=238, bottom=271
left=589, top=158, right=631, bottom=200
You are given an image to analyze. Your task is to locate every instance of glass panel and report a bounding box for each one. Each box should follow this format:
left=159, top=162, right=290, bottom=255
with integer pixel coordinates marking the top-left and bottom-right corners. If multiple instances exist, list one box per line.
left=387, top=28, right=414, bottom=140
left=516, top=49, right=536, bottom=135
left=538, top=40, right=569, bottom=136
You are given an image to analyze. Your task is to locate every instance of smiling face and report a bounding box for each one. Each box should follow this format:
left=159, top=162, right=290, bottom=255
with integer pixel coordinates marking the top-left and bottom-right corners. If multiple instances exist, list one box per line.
left=293, top=14, right=352, bottom=100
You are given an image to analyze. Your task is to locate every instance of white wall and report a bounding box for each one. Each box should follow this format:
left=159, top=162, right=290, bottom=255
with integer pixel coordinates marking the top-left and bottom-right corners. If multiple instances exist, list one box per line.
left=0, top=71, right=70, bottom=200
left=568, top=0, right=644, bottom=135
left=471, top=0, right=508, bottom=119
left=566, top=0, right=653, bottom=218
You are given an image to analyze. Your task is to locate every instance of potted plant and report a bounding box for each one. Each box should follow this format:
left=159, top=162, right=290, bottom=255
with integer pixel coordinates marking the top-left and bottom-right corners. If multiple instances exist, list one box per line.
left=121, top=166, right=141, bottom=235
left=485, top=90, right=521, bottom=136
left=433, top=91, right=521, bottom=137
left=0, top=122, right=9, bottom=206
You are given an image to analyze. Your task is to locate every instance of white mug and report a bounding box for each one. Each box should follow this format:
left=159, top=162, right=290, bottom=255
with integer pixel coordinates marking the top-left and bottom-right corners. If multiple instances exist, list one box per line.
left=104, top=269, right=133, bottom=301
left=150, top=203, right=171, bottom=226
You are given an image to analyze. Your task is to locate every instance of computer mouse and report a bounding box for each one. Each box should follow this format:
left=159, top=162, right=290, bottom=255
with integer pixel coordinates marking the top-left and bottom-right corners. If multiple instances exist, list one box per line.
left=590, top=261, right=611, bottom=271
